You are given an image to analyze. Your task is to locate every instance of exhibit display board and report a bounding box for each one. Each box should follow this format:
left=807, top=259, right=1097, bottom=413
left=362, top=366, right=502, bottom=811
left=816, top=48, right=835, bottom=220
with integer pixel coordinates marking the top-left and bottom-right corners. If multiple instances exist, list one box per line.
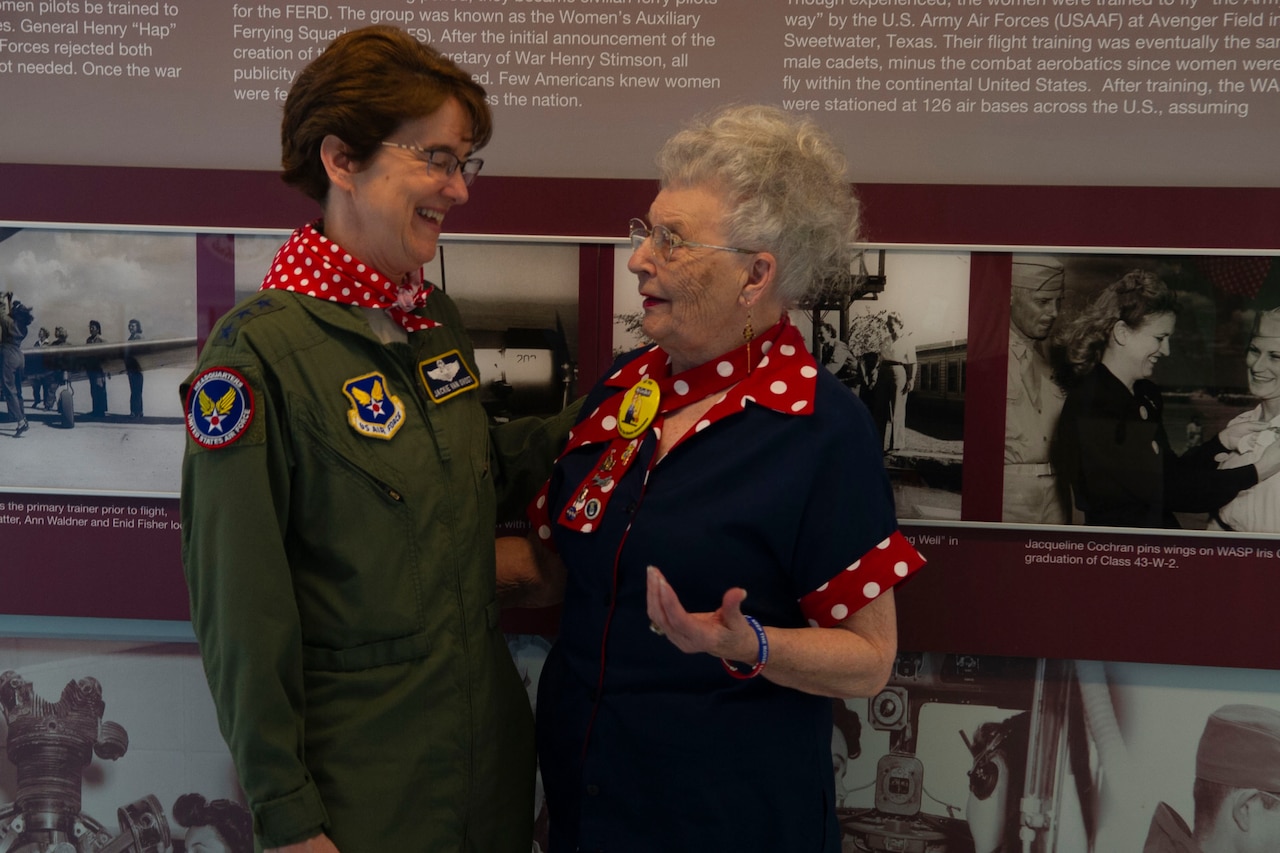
left=3, top=0, right=1280, bottom=185
left=2, top=1, right=1279, bottom=670
left=5, top=8, right=1280, bottom=853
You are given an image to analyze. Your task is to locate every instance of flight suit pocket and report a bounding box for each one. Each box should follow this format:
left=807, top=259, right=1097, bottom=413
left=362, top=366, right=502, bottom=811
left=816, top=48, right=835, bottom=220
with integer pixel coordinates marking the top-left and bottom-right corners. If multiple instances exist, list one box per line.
left=301, top=631, right=431, bottom=672
left=289, top=398, right=427, bottom=656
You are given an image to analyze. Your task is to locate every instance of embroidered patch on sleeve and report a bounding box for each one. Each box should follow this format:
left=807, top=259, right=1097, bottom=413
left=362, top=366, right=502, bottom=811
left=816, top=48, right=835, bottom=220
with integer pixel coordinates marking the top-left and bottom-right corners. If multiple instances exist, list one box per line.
left=419, top=350, right=478, bottom=403
left=343, top=372, right=406, bottom=440
left=185, top=368, right=254, bottom=449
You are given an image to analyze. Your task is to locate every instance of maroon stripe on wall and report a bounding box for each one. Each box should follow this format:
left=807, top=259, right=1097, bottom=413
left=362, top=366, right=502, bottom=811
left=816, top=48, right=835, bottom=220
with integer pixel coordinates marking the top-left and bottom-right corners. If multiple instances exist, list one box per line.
left=576, top=244, right=616, bottom=390
left=5, top=163, right=1279, bottom=249
left=962, top=254, right=1013, bottom=522
left=195, top=234, right=237, bottom=351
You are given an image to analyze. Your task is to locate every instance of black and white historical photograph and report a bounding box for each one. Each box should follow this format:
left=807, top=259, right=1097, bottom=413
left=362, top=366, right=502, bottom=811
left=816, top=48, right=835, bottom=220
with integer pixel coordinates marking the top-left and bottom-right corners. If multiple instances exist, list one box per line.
left=10, top=636, right=1280, bottom=853
left=834, top=652, right=1280, bottom=853
left=799, top=251, right=969, bottom=522
left=0, top=638, right=246, bottom=853
left=613, top=247, right=968, bottom=521
left=0, top=228, right=198, bottom=495
left=1005, top=253, right=1280, bottom=532
left=235, top=235, right=581, bottom=424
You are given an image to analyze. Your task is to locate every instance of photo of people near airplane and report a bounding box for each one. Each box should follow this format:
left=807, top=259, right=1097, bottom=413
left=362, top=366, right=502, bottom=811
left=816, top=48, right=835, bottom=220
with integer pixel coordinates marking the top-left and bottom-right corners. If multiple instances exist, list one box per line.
left=0, top=227, right=198, bottom=494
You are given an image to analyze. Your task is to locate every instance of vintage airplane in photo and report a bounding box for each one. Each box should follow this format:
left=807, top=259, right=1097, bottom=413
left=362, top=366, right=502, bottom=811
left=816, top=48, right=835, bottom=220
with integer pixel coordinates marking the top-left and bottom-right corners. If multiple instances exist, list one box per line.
left=15, top=318, right=573, bottom=430
left=21, top=337, right=197, bottom=428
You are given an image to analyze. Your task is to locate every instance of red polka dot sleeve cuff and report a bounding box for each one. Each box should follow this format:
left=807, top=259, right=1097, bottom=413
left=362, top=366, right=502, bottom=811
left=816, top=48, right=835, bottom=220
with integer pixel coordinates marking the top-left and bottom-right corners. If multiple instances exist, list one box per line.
left=799, top=530, right=925, bottom=627
left=528, top=480, right=560, bottom=555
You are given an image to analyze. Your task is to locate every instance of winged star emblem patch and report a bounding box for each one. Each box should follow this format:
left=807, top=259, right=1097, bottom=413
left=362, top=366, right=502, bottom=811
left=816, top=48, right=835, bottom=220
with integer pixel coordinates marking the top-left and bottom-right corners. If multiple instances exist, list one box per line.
left=420, top=350, right=477, bottom=403
left=343, top=372, right=406, bottom=440
left=185, top=368, right=254, bottom=449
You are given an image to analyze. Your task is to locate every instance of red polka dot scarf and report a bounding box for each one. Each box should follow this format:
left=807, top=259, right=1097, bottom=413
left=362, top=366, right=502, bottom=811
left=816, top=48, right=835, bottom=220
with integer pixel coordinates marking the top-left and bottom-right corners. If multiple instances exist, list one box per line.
left=259, top=221, right=442, bottom=332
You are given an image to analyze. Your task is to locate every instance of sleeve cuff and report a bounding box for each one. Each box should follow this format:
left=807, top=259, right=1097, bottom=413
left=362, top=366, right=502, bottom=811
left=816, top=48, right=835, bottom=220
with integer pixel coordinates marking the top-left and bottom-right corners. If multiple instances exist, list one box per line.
left=253, top=780, right=329, bottom=848
left=526, top=480, right=560, bottom=554
left=799, top=530, right=926, bottom=627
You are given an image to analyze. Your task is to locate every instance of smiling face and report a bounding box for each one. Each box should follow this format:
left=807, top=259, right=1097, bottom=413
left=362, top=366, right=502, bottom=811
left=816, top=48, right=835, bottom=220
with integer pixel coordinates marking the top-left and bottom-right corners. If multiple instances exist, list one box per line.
left=1247, top=336, right=1280, bottom=409
left=627, top=185, right=761, bottom=372
left=324, top=98, right=473, bottom=282
left=1112, top=311, right=1175, bottom=387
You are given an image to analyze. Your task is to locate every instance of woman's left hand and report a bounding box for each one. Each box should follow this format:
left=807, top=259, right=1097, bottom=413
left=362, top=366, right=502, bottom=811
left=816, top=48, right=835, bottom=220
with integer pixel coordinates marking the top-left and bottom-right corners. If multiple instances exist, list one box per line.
left=646, top=566, right=760, bottom=664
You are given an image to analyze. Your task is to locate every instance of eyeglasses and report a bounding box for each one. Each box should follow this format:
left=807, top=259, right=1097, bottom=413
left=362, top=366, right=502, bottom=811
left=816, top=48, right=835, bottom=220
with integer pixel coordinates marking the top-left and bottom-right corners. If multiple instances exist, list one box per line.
left=381, top=142, right=484, bottom=186
left=629, top=219, right=757, bottom=263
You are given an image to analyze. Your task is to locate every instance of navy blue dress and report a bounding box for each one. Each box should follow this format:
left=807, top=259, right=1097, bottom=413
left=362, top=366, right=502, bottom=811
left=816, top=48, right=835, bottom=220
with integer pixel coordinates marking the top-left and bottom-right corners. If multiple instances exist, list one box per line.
left=534, top=332, right=922, bottom=853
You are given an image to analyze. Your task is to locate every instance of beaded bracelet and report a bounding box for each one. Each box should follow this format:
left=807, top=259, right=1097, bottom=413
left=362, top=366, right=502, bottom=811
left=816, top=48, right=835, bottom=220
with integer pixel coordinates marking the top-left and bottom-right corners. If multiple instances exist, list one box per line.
left=721, top=615, right=769, bottom=679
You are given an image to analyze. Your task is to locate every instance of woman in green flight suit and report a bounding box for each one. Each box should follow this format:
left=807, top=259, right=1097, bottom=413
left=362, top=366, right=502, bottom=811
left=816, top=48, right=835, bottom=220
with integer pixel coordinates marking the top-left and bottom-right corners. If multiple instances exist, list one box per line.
left=180, top=26, right=575, bottom=853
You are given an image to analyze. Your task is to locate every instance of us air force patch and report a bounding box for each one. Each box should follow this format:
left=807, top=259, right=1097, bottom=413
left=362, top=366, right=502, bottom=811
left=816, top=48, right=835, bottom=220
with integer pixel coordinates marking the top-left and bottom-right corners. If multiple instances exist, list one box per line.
left=343, top=372, right=406, bottom=440
left=419, top=350, right=477, bottom=403
left=185, top=368, right=254, bottom=449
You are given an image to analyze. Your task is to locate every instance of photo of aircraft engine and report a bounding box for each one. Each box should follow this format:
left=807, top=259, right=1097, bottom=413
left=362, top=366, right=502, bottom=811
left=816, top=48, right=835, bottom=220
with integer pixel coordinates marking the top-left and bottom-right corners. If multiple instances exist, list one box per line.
left=839, top=653, right=1091, bottom=853
left=0, top=671, right=172, bottom=853
left=469, top=321, right=576, bottom=424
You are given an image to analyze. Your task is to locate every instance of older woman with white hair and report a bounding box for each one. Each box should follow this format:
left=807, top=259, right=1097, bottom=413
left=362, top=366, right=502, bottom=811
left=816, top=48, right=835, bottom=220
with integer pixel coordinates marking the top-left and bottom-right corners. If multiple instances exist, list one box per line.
left=510, top=105, right=926, bottom=852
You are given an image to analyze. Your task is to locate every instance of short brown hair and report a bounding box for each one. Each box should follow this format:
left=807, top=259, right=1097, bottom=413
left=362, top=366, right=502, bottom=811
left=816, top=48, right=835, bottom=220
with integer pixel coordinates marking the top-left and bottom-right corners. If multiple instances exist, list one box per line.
left=280, top=26, right=492, bottom=202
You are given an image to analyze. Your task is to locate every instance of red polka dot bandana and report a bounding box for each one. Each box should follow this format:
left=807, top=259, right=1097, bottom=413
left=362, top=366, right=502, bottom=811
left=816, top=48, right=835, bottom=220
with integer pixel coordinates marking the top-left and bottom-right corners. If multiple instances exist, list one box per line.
left=259, top=221, right=442, bottom=333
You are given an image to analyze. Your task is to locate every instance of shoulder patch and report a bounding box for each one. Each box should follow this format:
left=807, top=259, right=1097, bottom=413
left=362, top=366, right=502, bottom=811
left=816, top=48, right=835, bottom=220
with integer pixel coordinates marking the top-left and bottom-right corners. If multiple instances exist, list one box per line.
left=419, top=350, right=478, bottom=403
left=343, top=372, right=406, bottom=440
left=185, top=368, right=254, bottom=449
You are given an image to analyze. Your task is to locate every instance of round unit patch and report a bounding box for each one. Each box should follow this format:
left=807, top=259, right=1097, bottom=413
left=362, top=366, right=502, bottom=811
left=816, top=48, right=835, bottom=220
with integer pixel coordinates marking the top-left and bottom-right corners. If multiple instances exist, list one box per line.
left=185, top=367, right=254, bottom=449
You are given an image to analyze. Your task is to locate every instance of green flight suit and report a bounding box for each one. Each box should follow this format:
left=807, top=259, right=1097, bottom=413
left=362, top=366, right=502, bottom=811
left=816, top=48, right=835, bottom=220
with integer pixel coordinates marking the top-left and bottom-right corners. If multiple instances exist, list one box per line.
left=180, top=288, right=576, bottom=852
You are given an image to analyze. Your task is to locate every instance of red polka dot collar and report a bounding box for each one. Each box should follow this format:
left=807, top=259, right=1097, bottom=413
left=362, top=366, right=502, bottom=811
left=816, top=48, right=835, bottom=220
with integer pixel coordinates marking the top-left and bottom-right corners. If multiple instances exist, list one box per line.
left=566, top=316, right=819, bottom=456
left=544, top=317, right=820, bottom=534
left=259, top=221, right=442, bottom=333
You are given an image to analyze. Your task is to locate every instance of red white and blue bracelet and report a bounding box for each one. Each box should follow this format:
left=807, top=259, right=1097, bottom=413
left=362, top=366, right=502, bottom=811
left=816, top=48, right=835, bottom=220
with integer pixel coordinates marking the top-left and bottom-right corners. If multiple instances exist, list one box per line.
left=722, top=615, right=769, bottom=679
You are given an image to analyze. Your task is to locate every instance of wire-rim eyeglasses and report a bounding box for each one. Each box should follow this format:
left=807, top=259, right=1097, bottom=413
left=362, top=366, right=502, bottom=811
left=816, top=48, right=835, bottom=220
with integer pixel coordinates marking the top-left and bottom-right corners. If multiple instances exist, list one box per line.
left=628, top=219, right=758, bottom=262
left=381, top=141, right=484, bottom=186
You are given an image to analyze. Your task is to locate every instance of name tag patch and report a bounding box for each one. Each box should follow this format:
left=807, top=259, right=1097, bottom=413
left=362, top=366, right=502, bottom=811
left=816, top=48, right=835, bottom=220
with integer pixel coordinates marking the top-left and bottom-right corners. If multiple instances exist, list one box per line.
left=343, top=372, right=406, bottom=440
left=420, top=350, right=478, bottom=403
left=185, top=367, right=254, bottom=449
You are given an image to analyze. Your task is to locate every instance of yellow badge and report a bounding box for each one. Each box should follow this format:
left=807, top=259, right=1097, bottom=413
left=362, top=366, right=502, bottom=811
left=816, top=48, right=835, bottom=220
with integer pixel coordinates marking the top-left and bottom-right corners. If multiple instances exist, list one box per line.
left=618, top=376, right=660, bottom=439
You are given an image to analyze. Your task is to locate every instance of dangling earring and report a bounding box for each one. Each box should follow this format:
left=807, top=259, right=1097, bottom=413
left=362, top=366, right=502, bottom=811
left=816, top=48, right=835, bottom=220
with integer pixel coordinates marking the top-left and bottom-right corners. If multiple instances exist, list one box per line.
left=743, top=306, right=755, bottom=374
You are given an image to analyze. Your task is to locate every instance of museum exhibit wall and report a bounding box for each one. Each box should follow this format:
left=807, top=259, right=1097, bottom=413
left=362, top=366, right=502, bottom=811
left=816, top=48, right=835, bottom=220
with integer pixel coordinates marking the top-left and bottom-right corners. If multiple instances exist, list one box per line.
left=2, top=1, right=1279, bottom=850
